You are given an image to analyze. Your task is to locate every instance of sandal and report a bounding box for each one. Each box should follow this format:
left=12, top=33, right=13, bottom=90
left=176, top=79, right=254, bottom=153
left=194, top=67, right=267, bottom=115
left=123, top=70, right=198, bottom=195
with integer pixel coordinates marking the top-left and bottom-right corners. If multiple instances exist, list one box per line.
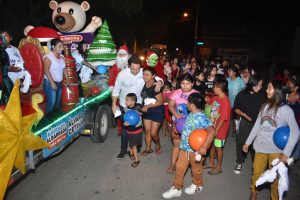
left=208, top=169, right=222, bottom=175
left=132, top=160, right=140, bottom=168
left=167, top=167, right=175, bottom=174
left=141, top=149, right=153, bottom=156
left=155, top=147, right=162, bottom=155
left=202, top=164, right=216, bottom=169
left=129, top=154, right=135, bottom=160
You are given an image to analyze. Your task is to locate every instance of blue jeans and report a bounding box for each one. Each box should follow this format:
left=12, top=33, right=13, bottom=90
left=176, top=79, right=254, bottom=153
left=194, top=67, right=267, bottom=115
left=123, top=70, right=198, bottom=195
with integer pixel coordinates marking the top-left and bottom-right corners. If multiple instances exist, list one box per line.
left=43, top=79, right=62, bottom=113
left=120, top=127, right=128, bottom=153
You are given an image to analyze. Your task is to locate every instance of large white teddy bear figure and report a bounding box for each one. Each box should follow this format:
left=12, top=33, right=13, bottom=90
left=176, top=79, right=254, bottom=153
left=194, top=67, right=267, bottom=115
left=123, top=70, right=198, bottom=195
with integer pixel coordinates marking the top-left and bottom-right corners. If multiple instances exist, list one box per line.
left=49, top=0, right=102, bottom=33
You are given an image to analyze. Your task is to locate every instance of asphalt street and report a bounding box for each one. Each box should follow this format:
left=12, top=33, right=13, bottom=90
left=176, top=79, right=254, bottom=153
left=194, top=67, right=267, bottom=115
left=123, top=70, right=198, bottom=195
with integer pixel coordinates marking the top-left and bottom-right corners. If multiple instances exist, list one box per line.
left=5, top=128, right=300, bottom=200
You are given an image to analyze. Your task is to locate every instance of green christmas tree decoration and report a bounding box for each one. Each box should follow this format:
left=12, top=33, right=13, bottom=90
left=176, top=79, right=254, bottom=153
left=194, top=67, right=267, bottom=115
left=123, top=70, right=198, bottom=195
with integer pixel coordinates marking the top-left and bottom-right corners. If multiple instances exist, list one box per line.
left=87, top=20, right=117, bottom=66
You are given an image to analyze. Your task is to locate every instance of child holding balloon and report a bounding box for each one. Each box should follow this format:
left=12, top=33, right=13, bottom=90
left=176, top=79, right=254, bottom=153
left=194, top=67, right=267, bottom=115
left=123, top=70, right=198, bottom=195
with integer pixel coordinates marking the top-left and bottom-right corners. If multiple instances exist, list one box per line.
left=243, top=80, right=300, bottom=200
left=162, top=93, right=215, bottom=199
left=120, top=93, right=143, bottom=167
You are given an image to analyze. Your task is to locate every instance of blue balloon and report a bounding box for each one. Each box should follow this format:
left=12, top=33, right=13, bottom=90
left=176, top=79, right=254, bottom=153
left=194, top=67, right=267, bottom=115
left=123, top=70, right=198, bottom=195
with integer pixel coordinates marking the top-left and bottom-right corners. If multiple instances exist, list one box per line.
left=273, top=126, right=290, bottom=150
left=176, top=104, right=189, bottom=117
left=175, top=117, right=187, bottom=133
left=124, top=110, right=140, bottom=126
left=97, top=65, right=107, bottom=74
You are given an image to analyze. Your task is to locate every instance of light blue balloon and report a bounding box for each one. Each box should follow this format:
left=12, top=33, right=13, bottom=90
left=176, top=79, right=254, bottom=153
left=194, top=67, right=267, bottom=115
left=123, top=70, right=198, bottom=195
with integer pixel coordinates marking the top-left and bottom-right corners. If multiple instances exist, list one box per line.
left=97, top=65, right=107, bottom=74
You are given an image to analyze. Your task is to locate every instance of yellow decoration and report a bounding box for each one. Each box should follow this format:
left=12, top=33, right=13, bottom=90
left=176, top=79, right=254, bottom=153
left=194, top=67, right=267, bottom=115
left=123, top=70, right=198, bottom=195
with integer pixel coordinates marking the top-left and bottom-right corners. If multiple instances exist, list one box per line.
left=32, top=93, right=44, bottom=126
left=0, top=80, right=49, bottom=200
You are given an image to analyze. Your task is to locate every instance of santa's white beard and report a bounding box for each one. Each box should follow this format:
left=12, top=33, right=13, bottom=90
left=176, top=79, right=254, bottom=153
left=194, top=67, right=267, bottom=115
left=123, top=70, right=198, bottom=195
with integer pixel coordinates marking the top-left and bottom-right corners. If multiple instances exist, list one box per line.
left=116, top=56, right=128, bottom=69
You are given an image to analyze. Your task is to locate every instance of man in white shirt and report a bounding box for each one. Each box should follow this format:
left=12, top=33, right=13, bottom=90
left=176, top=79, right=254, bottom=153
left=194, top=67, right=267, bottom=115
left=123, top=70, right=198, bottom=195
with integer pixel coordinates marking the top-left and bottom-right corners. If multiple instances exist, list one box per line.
left=112, top=55, right=163, bottom=159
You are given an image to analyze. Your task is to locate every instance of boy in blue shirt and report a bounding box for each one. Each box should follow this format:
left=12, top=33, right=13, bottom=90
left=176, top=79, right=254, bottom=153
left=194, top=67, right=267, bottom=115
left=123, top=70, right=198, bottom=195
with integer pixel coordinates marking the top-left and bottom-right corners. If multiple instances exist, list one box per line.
left=162, top=93, right=216, bottom=199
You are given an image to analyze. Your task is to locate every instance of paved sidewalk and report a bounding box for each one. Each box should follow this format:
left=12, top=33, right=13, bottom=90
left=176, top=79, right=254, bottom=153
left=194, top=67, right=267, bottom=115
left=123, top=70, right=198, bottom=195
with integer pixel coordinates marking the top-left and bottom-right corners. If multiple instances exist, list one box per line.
left=5, top=128, right=299, bottom=200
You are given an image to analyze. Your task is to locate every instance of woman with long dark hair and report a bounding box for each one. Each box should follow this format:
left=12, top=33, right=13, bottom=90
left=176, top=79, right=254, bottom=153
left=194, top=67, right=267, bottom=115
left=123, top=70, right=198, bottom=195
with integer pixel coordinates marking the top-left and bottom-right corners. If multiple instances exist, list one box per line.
left=243, top=80, right=300, bottom=200
left=233, top=74, right=266, bottom=174
left=43, top=38, right=66, bottom=113
left=140, top=67, right=164, bottom=156
left=204, top=64, right=217, bottom=94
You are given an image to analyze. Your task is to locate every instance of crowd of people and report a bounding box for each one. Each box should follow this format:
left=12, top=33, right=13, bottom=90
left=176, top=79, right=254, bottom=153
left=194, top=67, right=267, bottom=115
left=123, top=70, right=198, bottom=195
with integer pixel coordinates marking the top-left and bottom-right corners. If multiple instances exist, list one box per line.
left=1, top=28, right=300, bottom=200
left=110, top=48, right=300, bottom=200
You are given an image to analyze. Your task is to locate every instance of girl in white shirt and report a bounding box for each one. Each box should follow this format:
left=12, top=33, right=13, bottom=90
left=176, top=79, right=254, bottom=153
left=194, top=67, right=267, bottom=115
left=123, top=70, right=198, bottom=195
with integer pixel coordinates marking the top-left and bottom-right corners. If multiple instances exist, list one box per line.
left=43, top=39, right=66, bottom=113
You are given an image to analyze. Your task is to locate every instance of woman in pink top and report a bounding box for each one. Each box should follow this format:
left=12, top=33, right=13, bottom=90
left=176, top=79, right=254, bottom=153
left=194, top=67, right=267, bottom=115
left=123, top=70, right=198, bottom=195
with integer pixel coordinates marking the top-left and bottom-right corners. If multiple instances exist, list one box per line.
left=167, top=74, right=198, bottom=173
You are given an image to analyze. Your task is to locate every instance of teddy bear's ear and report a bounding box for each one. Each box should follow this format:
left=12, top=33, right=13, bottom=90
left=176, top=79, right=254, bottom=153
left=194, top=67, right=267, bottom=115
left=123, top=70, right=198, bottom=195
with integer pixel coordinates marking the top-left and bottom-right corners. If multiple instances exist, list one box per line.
left=49, top=0, right=58, bottom=10
left=81, top=1, right=90, bottom=11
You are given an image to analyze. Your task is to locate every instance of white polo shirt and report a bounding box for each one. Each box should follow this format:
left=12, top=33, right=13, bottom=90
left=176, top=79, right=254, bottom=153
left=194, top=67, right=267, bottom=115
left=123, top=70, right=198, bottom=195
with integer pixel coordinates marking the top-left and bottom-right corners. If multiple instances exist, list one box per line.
left=112, top=68, right=144, bottom=107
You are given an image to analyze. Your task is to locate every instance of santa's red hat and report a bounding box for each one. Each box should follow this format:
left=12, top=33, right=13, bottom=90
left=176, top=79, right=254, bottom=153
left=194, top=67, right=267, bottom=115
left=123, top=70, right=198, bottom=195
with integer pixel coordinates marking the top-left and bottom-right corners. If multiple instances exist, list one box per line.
left=147, top=51, right=157, bottom=58
left=118, top=45, right=128, bottom=54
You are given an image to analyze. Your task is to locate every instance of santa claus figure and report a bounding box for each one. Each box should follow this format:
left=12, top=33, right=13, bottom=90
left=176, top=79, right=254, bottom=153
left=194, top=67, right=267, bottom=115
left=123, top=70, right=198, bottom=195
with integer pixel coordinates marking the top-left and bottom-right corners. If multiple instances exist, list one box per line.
left=108, top=45, right=129, bottom=135
left=144, top=51, right=165, bottom=81
left=108, top=45, right=129, bottom=91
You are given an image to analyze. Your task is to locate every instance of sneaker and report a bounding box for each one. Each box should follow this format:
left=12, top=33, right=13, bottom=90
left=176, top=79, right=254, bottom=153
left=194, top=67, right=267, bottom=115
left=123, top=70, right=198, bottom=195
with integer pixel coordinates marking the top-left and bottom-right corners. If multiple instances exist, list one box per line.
left=117, top=152, right=126, bottom=159
left=184, top=184, right=203, bottom=195
left=162, top=186, right=182, bottom=199
left=234, top=164, right=242, bottom=174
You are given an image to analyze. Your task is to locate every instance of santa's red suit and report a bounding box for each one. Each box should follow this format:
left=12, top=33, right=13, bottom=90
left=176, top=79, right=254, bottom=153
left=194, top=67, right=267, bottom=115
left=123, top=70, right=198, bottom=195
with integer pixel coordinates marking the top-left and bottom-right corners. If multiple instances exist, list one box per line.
left=108, top=45, right=129, bottom=90
left=108, top=45, right=129, bottom=134
left=108, top=64, right=121, bottom=88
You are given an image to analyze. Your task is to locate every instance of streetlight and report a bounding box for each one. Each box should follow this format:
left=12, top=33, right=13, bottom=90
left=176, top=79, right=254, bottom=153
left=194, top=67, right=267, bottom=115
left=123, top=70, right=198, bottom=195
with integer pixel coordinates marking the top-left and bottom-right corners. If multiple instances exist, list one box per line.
left=183, top=12, right=189, bottom=18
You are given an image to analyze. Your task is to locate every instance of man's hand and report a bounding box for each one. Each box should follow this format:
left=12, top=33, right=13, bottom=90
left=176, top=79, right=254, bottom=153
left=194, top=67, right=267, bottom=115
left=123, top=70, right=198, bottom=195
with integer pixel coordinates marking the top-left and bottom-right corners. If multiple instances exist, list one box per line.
left=112, top=105, right=117, bottom=115
left=154, top=81, right=163, bottom=92
left=243, top=144, right=249, bottom=153
left=123, top=122, right=130, bottom=126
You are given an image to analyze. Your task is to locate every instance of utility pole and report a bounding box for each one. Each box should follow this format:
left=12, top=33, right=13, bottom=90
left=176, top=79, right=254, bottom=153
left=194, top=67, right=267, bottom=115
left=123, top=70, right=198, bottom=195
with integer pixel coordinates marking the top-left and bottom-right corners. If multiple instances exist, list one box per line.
left=193, top=0, right=200, bottom=55
left=134, top=38, right=137, bottom=54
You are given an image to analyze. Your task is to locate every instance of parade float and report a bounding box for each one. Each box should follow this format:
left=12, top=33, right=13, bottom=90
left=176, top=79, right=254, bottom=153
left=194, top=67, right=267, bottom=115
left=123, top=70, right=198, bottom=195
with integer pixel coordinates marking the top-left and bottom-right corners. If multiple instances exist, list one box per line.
left=0, top=1, right=116, bottom=198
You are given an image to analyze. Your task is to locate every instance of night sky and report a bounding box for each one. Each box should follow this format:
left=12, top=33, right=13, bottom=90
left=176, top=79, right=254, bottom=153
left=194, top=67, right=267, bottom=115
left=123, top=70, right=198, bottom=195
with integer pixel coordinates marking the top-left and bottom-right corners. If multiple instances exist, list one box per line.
left=0, top=0, right=299, bottom=55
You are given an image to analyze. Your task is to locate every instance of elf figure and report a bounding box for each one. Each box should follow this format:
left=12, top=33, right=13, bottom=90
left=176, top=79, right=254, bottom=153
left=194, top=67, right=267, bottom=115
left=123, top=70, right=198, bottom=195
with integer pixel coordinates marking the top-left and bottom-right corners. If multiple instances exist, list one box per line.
left=144, top=51, right=165, bottom=81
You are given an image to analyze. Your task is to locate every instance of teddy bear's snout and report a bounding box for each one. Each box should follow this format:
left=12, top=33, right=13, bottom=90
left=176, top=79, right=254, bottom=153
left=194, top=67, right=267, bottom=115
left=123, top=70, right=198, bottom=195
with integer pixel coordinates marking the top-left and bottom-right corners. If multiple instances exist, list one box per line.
left=55, top=16, right=65, bottom=25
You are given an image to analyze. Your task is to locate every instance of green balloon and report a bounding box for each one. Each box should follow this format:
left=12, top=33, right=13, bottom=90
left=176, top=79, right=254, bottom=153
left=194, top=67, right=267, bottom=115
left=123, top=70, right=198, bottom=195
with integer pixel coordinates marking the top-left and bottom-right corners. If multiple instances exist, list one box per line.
left=204, top=105, right=212, bottom=117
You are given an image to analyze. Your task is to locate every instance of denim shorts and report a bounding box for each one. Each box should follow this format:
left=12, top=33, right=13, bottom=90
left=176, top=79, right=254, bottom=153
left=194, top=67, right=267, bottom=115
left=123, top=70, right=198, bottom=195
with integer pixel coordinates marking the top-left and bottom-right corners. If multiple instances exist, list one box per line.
left=143, top=105, right=165, bottom=123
